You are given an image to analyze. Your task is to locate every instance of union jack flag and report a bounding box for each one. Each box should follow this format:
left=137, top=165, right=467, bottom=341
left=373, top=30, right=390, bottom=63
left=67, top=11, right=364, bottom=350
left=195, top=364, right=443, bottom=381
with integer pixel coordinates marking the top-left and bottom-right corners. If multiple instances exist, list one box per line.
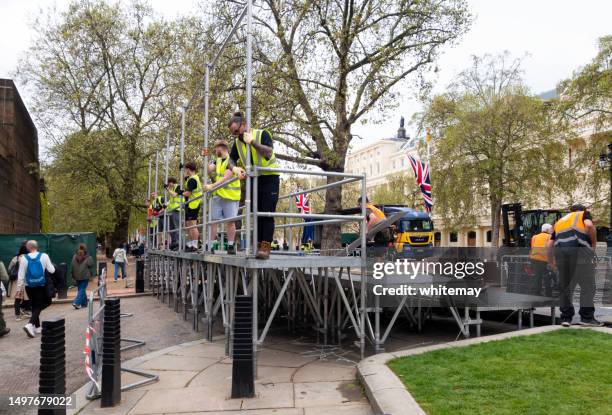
left=296, top=193, right=310, bottom=214
left=407, top=155, right=433, bottom=213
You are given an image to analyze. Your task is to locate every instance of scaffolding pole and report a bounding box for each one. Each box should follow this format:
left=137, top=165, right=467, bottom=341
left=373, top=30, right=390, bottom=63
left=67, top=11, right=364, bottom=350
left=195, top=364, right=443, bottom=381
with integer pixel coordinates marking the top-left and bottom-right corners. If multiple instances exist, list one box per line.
left=202, top=64, right=210, bottom=252
left=179, top=106, right=186, bottom=252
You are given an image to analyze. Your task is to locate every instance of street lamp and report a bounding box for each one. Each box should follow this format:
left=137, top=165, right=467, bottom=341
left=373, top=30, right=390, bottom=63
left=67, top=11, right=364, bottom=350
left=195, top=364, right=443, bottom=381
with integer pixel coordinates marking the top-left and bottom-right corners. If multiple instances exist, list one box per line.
left=598, top=143, right=612, bottom=247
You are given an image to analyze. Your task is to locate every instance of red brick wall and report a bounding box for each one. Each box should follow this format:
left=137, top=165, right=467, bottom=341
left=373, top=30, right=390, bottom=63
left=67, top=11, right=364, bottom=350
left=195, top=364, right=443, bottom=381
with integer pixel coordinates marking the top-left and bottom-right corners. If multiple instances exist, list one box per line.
left=0, top=79, right=40, bottom=233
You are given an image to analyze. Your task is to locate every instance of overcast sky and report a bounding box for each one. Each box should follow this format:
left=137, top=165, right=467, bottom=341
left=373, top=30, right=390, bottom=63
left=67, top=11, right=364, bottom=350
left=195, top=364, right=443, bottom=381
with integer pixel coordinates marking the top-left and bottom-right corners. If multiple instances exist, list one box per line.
left=1, top=0, right=610, bottom=154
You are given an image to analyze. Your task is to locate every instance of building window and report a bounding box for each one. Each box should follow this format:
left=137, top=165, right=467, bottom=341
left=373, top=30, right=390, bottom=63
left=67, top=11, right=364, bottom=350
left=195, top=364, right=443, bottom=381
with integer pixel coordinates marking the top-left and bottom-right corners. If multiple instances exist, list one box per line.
left=450, top=232, right=458, bottom=243
left=486, top=230, right=492, bottom=243
left=377, top=162, right=380, bottom=174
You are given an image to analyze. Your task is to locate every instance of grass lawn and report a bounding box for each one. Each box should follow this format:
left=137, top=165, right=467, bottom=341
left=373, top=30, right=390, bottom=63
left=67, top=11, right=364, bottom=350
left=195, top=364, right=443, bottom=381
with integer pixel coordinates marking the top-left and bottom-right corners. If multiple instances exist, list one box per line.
left=388, top=329, right=612, bottom=415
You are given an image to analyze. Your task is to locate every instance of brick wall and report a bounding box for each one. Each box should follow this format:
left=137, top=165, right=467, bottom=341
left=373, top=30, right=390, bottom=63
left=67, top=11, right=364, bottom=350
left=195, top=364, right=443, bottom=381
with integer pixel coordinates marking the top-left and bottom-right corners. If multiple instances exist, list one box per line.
left=0, top=79, right=40, bottom=233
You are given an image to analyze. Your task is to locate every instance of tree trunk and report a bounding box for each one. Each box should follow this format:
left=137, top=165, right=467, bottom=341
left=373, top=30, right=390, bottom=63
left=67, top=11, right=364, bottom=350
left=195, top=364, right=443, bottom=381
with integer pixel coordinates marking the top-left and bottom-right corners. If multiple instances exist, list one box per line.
left=490, top=197, right=502, bottom=248
left=321, top=178, right=343, bottom=251
left=110, top=206, right=130, bottom=251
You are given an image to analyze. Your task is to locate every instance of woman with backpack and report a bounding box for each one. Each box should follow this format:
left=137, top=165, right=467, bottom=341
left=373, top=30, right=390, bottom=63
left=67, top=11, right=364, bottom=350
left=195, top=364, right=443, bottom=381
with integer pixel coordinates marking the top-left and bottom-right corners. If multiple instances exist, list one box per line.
left=71, top=245, right=93, bottom=309
left=8, top=242, right=31, bottom=321
left=112, top=243, right=128, bottom=281
left=16, top=240, right=56, bottom=338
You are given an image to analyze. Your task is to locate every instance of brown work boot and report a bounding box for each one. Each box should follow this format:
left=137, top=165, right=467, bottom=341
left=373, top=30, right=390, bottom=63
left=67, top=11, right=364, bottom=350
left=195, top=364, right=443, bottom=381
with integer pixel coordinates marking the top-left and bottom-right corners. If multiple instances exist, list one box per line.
left=256, top=241, right=271, bottom=260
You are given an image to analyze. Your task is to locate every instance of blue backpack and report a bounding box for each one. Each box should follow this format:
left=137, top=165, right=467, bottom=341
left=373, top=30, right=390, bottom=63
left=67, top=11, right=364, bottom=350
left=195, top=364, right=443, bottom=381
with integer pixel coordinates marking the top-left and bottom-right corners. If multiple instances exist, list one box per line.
left=25, top=253, right=46, bottom=287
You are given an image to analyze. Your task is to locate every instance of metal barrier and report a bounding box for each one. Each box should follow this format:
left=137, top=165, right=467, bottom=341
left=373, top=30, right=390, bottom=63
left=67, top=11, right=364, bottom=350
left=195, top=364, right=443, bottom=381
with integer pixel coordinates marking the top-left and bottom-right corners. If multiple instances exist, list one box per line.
left=85, top=270, right=158, bottom=401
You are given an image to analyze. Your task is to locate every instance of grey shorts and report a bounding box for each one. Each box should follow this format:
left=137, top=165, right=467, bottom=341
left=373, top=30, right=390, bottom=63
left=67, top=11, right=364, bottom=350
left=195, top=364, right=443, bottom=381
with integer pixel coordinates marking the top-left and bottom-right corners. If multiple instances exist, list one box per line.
left=211, top=196, right=239, bottom=220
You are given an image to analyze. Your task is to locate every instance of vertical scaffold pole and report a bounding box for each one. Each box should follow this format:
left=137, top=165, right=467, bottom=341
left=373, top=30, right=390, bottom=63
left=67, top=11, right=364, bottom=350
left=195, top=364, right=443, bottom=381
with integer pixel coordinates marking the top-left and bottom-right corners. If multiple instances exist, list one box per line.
left=360, top=175, right=367, bottom=359
left=147, top=159, right=152, bottom=250
left=164, top=132, right=170, bottom=250
left=202, top=64, right=210, bottom=253
left=245, top=0, right=253, bottom=256
left=179, top=106, right=186, bottom=252
left=154, top=151, right=160, bottom=249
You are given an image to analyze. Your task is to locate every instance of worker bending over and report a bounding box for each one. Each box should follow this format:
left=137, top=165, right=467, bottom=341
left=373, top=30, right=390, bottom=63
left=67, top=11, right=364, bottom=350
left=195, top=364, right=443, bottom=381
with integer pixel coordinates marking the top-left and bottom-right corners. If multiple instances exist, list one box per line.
left=205, top=140, right=241, bottom=254
left=358, top=196, right=387, bottom=232
left=529, top=223, right=553, bottom=296
left=228, top=112, right=280, bottom=259
left=547, top=204, right=602, bottom=327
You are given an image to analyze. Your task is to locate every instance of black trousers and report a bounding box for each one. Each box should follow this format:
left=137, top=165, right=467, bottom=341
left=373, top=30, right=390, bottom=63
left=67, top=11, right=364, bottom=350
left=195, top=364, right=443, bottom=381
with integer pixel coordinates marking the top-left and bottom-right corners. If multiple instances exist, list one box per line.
left=251, top=175, right=280, bottom=243
left=0, top=291, right=5, bottom=332
left=555, top=247, right=595, bottom=320
left=531, top=259, right=553, bottom=296
left=25, top=286, right=52, bottom=328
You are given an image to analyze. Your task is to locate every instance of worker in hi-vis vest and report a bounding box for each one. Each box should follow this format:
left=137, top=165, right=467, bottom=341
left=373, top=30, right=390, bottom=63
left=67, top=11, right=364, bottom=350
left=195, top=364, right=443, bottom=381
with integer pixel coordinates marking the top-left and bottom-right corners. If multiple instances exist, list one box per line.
left=174, top=162, right=202, bottom=252
left=204, top=140, right=241, bottom=255
left=227, top=111, right=280, bottom=260
left=165, top=177, right=183, bottom=251
left=529, top=223, right=553, bottom=296
left=547, top=204, right=602, bottom=327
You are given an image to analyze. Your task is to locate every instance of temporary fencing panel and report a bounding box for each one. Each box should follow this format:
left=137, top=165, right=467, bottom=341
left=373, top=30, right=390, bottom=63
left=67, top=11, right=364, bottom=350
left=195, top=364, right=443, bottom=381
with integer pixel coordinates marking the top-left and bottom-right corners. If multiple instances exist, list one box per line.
left=0, top=232, right=97, bottom=287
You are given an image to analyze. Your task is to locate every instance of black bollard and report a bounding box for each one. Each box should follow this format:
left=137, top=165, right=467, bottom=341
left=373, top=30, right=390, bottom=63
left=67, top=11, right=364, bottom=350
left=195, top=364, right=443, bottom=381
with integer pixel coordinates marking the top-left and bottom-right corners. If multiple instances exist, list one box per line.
left=38, top=318, right=66, bottom=415
left=231, top=295, right=254, bottom=399
left=135, top=260, right=145, bottom=293
left=101, top=297, right=121, bottom=407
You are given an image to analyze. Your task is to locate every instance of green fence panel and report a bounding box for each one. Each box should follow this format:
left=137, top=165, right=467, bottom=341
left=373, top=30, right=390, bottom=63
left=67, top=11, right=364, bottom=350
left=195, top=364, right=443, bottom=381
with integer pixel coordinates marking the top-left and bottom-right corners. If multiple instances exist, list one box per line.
left=0, top=233, right=97, bottom=287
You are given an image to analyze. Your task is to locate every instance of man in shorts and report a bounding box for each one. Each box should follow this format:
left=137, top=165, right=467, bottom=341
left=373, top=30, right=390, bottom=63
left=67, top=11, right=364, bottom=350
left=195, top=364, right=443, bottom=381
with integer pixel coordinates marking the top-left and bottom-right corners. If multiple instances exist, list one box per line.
left=205, top=140, right=241, bottom=254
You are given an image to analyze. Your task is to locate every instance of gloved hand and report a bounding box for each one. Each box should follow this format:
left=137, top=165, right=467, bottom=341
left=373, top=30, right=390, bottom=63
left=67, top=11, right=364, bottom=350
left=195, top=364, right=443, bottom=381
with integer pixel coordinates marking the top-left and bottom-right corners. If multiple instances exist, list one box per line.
left=232, top=166, right=247, bottom=180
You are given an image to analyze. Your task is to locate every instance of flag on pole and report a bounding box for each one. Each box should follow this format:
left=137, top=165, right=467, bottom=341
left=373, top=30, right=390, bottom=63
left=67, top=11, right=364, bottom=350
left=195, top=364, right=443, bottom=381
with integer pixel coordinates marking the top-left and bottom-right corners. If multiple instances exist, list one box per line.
left=407, top=155, right=433, bottom=212
left=295, top=193, right=310, bottom=214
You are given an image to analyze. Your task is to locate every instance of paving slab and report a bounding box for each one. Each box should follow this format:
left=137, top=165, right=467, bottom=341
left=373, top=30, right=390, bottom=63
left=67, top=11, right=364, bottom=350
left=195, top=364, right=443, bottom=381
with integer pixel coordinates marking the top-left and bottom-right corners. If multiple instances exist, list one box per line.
left=79, top=390, right=147, bottom=415
left=128, top=386, right=243, bottom=414
left=292, top=362, right=356, bottom=383
left=239, top=382, right=295, bottom=410
left=121, top=370, right=198, bottom=390
left=136, top=355, right=219, bottom=371
left=303, top=403, right=373, bottom=415
left=175, top=410, right=303, bottom=415
left=257, top=348, right=319, bottom=368
left=167, top=343, right=227, bottom=359
left=294, top=380, right=366, bottom=408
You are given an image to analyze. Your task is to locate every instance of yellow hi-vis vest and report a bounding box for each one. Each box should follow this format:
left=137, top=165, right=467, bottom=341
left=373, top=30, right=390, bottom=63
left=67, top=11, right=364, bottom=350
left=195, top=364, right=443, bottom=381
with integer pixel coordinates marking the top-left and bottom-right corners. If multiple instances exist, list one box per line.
left=214, top=157, right=241, bottom=201
left=166, top=184, right=183, bottom=212
left=366, top=203, right=386, bottom=222
left=235, top=129, right=280, bottom=175
left=184, top=174, right=203, bottom=210
left=148, top=201, right=158, bottom=228
left=553, top=211, right=592, bottom=249
left=530, top=232, right=550, bottom=262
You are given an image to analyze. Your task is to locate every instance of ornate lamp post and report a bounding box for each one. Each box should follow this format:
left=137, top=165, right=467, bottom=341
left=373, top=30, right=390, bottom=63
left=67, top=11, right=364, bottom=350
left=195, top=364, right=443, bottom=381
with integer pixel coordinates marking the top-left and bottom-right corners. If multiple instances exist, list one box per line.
left=598, top=143, right=612, bottom=247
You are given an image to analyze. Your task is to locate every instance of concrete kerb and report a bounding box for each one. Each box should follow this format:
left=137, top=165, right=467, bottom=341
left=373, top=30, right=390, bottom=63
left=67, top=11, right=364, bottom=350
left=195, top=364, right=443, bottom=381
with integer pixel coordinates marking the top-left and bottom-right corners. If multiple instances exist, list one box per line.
left=358, top=325, right=612, bottom=415
left=69, top=338, right=210, bottom=414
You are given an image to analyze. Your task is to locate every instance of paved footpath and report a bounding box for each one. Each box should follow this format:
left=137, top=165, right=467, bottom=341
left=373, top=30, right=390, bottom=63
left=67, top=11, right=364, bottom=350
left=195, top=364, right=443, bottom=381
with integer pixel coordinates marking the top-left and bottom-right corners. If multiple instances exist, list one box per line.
left=75, top=336, right=373, bottom=415
left=0, top=296, right=204, bottom=414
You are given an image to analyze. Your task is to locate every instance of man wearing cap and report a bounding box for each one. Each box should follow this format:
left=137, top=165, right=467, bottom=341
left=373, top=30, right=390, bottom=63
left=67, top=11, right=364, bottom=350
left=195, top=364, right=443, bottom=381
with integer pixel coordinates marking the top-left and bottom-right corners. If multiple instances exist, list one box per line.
left=204, top=140, right=241, bottom=254
left=547, top=204, right=602, bottom=327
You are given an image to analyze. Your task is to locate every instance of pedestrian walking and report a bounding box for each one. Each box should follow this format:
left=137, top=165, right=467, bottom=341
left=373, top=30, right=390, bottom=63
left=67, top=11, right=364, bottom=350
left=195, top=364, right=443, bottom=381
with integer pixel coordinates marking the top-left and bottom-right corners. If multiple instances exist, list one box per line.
left=8, top=242, right=32, bottom=321
left=112, top=243, right=128, bottom=281
left=0, top=278, right=9, bottom=337
left=205, top=140, right=241, bottom=254
left=228, top=112, right=280, bottom=259
left=72, top=246, right=93, bottom=309
left=16, top=240, right=55, bottom=338
left=548, top=204, right=603, bottom=327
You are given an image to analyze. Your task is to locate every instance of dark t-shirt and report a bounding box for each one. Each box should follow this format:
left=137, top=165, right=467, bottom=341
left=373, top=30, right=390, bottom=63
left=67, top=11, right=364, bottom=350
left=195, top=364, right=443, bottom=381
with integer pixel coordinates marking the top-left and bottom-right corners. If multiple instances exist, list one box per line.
left=230, top=130, right=273, bottom=165
left=550, top=211, right=592, bottom=241
left=186, top=177, right=197, bottom=192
